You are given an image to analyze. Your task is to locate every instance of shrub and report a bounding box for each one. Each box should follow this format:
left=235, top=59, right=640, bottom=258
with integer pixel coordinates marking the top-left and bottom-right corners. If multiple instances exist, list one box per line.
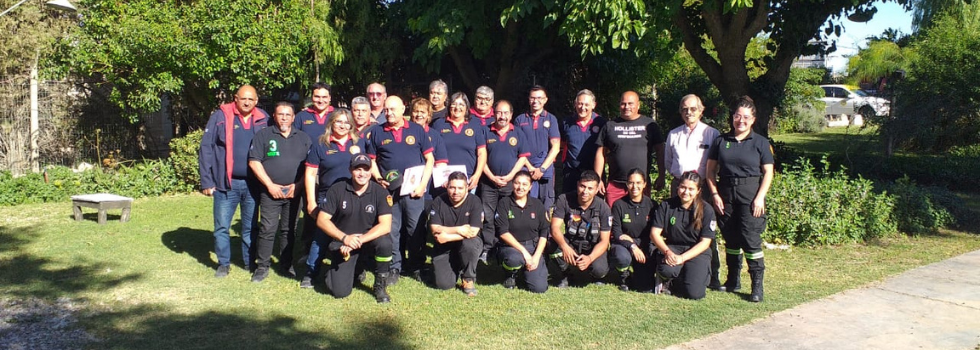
left=774, top=102, right=826, bottom=134
left=885, top=176, right=954, bottom=235
left=169, top=130, right=203, bottom=190
left=766, top=157, right=896, bottom=246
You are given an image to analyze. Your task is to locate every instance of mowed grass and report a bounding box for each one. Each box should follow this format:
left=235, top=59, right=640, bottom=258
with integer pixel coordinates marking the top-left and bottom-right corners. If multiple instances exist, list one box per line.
left=2, top=194, right=979, bottom=350
left=773, top=126, right=880, bottom=155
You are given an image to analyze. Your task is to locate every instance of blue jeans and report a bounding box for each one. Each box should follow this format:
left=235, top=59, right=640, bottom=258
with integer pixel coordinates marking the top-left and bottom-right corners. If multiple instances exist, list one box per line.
left=391, top=193, right=425, bottom=272
left=213, top=178, right=258, bottom=268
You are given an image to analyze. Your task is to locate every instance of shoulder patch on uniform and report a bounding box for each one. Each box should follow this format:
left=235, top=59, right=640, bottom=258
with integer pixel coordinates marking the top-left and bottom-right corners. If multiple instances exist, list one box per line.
left=710, top=219, right=717, bottom=231
left=386, top=195, right=393, bottom=207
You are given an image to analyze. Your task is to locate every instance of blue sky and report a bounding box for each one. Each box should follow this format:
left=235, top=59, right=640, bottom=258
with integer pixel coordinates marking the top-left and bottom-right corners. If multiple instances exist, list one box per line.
left=825, top=1, right=913, bottom=73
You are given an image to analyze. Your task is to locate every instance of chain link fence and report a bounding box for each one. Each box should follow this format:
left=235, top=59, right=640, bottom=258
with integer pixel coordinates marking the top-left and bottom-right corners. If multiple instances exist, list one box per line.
left=0, top=79, right=160, bottom=175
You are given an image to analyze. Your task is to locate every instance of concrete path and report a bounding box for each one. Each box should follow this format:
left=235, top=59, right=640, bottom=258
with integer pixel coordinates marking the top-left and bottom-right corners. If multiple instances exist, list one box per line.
left=664, top=249, right=980, bottom=350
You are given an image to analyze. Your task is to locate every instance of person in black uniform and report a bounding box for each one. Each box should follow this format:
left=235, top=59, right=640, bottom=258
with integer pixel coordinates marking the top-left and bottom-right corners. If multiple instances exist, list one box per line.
left=548, top=170, right=613, bottom=287
left=428, top=171, right=484, bottom=296
left=308, top=154, right=395, bottom=303
left=650, top=171, right=717, bottom=300
left=705, top=96, right=774, bottom=303
left=248, top=102, right=312, bottom=283
left=608, top=168, right=657, bottom=292
left=495, top=170, right=549, bottom=293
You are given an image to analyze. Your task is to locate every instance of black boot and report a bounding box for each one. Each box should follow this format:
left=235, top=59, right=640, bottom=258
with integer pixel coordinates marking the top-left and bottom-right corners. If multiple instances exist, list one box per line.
left=374, top=272, right=391, bottom=303
left=617, top=270, right=630, bottom=291
left=749, top=270, right=764, bottom=303
left=721, top=254, right=742, bottom=292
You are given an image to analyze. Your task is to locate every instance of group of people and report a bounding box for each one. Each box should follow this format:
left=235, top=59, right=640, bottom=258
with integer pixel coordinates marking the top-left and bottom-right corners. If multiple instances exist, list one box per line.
left=198, top=80, right=774, bottom=304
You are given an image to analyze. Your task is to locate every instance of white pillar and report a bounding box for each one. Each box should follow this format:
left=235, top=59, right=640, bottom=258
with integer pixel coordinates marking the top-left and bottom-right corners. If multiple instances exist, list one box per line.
left=30, top=64, right=39, bottom=173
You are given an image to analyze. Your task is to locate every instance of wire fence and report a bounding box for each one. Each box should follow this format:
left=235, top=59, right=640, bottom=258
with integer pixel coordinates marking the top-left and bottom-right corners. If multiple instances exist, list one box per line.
left=0, top=80, right=147, bottom=175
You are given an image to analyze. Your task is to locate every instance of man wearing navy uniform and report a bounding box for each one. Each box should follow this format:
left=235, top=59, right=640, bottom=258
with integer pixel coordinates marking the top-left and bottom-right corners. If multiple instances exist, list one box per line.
left=248, top=102, right=312, bottom=282
left=199, top=85, right=269, bottom=278
left=560, top=89, right=606, bottom=195
left=292, top=82, right=334, bottom=266
left=514, top=86, right=561, bottom=211
left=429, top=79, right=449, bottom=122
left=469, top=86, right=496, bottom=127
left=365, top=96, right=435, bottom=284
left=478, top=100, right=529, bottom=262
left=548, top=170, right=612, bottom=287
left=312, top=153, right=394, bottom=303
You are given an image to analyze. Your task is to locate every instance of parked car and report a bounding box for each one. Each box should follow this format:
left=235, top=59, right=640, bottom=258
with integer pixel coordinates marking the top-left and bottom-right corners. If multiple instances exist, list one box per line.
left=819, top=84, right=890, bottom=126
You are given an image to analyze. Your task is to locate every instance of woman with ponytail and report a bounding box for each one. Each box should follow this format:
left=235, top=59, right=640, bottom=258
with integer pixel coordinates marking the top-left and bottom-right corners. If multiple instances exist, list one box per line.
left=650, top=171, right=717, bottom=300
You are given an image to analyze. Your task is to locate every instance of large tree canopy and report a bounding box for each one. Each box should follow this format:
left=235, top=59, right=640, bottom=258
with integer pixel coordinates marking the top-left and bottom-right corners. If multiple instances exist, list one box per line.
left=65, top=0, right=344, bottom=126
left=1, top=0, right=75, bottom=79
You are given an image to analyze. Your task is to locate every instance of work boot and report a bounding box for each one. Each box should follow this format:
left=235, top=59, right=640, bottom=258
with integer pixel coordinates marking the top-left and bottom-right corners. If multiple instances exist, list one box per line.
left=387, top=268, right=400, bottom=286
left=374, top=272, right=391, bottom=303
left=503, top=272, right=517, bottom=289
left=708, top=269, right=723, bottom=291
left=617, top=270, right=630, bottom=292
left=556, top=273, right=569, bottom=289
left=749, top=270, right=765, bottom=303
left=214, top=265, right=230, bottom=278
left=461, top=278, right=477, bottom=296
left=721, top=254, right=742, bottom=292
left=355, top=268, right=366, bottom=283
left=250, top=267, right=269, bottom=283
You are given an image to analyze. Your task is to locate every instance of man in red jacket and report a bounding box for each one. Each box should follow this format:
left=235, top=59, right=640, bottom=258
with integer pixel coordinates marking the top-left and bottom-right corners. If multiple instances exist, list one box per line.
left=199, top=85, right=269, bottom=278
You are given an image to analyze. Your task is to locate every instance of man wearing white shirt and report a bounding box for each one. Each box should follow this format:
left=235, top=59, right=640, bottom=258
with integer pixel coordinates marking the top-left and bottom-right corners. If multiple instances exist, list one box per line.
left=664, top=94, right=723, bottom=290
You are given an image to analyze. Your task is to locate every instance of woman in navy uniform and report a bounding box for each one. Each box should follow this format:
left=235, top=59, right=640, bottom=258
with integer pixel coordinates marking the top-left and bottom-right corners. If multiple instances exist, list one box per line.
left=650, top=171, right=716, bottom=300
left=608, top=168, right=657, bottom=292
left=705, top=96, right=774, bottom=302
left=495, top=170, right=549, bottom=293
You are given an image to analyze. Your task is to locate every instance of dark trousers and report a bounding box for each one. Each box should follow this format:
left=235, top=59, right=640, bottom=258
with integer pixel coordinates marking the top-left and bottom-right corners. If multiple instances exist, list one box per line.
left=324, top=237, right=393, bottom=298
left=655, top=245, right=711, bottom=299
left=300, top=196, right=316, bottom=256
left=497, top=240, right=549, bottom=293
left=718, top=181, right=766, bottom=272
left=391, top=193, right=425, bottom=272
left=255, top=191, right=300, bottom=270
left=431, top=236, right=482, bottom=290
left=547, top=241, right=609, bottom=279
left=609, top=243, right=656, bottom=291
left=478, top=180, right=513, bottom=250
left=530, top=177, right=556, bottom=212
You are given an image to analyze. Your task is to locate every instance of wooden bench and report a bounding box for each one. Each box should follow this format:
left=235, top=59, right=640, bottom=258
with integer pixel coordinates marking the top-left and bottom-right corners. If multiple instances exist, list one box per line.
left=71, top=193, right=133, bottom=224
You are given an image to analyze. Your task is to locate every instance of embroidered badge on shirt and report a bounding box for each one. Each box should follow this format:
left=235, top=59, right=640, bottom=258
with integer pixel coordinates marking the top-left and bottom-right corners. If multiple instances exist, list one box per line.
left=543, top=120, right=550, bottom=128
left=623, top=214, right=631, bottom=223
left=509, top=137, right=518, bottom=146
left=670, top=216, right=676, bottom=226
left=350, top=145, right=361, bottom=154
left=365, top=204, right=375, bottom=213
left=465, top=129, right=474, bottom=136
left=406, top=135, right=416, bottom=145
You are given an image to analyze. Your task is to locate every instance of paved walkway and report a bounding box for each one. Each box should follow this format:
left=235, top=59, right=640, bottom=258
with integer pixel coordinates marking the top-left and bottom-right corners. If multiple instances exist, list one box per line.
left=664, top=249, right=980, bottom=350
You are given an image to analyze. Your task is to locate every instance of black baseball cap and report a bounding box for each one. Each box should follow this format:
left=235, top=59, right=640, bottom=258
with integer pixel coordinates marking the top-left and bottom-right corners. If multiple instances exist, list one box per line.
left=350, top=153, right=372, bottom=170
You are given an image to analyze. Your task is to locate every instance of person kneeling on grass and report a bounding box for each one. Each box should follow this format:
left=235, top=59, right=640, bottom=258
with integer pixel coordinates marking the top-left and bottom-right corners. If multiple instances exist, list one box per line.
left=428, top=171, right=484, bottom=296
left=650, top=171, right=717, bottom=300
left=495, top=170, right=549, bottom=293
left=547, top=170, right=613, bottom=287
left=306, top=154, right=394, bottom=303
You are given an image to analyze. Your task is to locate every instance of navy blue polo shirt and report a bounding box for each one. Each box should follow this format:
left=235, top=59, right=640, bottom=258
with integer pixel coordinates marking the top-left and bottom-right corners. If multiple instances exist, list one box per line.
left=611, top=196, right=657, bottom=247
left=494, top=196, right=549, bottom=242
left=430, top=116, right=487, bottom=177
left=485, top=123, right=530, bottom=177
left=232, top=115, right=266, bottom=178
left=365, top=121, right=434, bottom=175
left=651, top=197, right=716, bottom=247
left=470, top=108, right=495, bottom=128
left=305, top=135, right=366, bottom=191
left=514, top=110, right=560, bottom=178
left=560, top=113, right=606, bottom=171
left=248, top=126, right=312, bottom=185
left=419, top=124, right=449, bottom=165
left=707, top=131, right=774, bottom=178
left=293, top=106, right=334, bottom=144
left=322, top=180, right=392, bottom=235
left=596, top=115, right=664, bottom=183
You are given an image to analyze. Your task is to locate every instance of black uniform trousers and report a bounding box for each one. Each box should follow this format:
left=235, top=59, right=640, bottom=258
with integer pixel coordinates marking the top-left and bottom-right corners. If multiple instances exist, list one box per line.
left=497, top=240, right=549, bottom=293
left=718, top=178, right=766, bottom=272
left=478, top=180, right=513, bottom=251
left=655, top=245, right=711, bottom=299
left=325, top=238, right=392, bottom=298
left=431, top=236, right=482, bottom=290
left=609, top=242, right=656, bottom=291
left=255, top=191, right=301, bottom=270
left=547, top=240, right=609, bottom=279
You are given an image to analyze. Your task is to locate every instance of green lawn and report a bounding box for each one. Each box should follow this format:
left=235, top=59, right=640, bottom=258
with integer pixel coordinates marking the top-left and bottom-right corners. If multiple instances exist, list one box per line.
left=2, top=194, right=979, bottom=349
left=772, top=126, right=880, bottom=155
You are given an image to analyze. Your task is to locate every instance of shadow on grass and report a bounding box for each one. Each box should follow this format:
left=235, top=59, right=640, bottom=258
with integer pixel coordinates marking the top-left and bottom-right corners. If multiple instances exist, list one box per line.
left=162, top=222, right=253, bottom=270
left=0, top=225, right=143, bottom=299
left=87, top=305, right=414, bottom=350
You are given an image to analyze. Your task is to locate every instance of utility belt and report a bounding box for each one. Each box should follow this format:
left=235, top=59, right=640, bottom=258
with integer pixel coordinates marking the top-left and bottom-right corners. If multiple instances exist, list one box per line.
left=719, top=176, right=761, bottom=186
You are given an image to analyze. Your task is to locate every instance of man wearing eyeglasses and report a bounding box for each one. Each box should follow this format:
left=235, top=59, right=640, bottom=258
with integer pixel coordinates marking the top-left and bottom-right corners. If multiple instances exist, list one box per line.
left=515, top=85, right=561, bottom=212
left=470, top=86, right=496, bottom=127
left=664, top=94, right=722, bottom=290
left=199, top=85, right=270, bottom=278
left=367, top=82, right=388, bottom=125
